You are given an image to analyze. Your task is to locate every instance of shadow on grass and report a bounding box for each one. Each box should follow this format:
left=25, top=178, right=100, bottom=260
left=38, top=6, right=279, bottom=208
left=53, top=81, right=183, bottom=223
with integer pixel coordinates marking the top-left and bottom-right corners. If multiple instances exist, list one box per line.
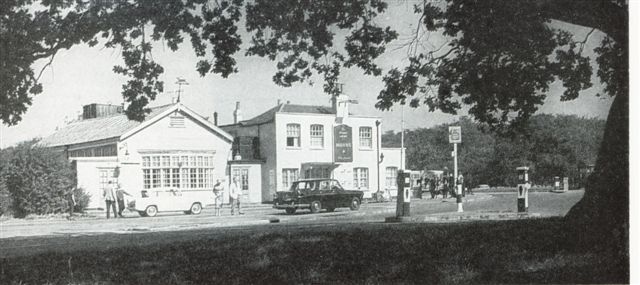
left=0, top=217, right=628, bottom=284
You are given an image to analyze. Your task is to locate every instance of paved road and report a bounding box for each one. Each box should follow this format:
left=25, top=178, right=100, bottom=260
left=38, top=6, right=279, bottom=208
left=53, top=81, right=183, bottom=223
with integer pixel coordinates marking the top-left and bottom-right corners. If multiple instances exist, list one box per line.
left=0, top=191, right=583, bottom=258
left=0, top=191, right=583, bottom=239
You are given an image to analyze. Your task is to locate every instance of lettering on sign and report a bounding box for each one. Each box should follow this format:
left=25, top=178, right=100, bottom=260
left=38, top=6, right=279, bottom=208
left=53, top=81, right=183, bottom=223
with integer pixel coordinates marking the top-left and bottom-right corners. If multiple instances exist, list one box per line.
left=449, top=126, right=462, bottom=143
left=334, top=125, right=353, bottom=162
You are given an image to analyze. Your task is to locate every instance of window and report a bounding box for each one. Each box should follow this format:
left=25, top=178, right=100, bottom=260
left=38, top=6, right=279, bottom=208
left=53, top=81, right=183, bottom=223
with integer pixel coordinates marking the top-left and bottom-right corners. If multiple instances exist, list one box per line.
left=359, top=127, right=372, bottom=149
left=142, top=153, right=215, bottom=190
left=232, top=168, right=250, bottom=191
left=286, top=124, right=301, bottom=147
left=386, top=167, right=398, bottom=188
left=310, top=124, right=324, bottom=148
left=353, top=168, right=369, bottom=190
left=282, top=168, right=299, bottom=190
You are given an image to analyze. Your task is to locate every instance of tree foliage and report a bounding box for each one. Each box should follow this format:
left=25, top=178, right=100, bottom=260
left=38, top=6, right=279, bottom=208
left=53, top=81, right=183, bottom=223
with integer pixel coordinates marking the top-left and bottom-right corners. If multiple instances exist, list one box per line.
left=0, top=140, right=76, bottom=217
left=0, top=0, right=397, bottom=125
left=382, top=115, right=605, bottom=188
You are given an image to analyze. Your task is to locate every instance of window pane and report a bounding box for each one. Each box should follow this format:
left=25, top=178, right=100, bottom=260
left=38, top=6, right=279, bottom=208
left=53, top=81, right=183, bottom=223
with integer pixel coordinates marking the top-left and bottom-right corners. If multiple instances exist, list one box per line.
left=286, top=124, right=300, bottom=147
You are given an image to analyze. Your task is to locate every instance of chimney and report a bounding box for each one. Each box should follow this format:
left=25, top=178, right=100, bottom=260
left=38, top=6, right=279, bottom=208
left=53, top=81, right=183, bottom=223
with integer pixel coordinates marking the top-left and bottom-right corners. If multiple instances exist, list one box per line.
left=233, top=102, right=242, bottom=124
left=335, top=95, right=350, bottom=119
left=213, top=112, right=218, bottom=126
left=277, top=99, right=281, bottom=106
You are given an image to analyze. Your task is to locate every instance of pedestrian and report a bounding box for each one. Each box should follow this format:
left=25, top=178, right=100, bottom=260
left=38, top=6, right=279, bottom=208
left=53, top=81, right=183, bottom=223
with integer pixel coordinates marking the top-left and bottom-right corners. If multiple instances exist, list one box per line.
left=103, top=180, right=117, bottom=219
left=442, top=176, right=449, bottom=199
left=115, top=183, right=132, bottom=218
left=429, top=178, right=437, bottom=199
left=229, top=176, right=244, bottom=215
left=213, top=179, right=224, bottom=216
left=67, top=187, right=76, bottom=220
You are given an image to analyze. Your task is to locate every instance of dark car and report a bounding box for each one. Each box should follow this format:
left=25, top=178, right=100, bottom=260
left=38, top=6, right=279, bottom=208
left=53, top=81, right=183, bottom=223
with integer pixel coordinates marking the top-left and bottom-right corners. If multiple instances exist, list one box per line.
left=273, top=178, right=364, bottom=214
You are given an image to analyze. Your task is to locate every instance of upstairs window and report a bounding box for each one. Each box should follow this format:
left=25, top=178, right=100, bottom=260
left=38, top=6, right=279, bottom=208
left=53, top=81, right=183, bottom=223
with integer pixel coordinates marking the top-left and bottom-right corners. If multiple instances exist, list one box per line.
left=286, top=124, right=301, bottom=147
left=310, top=124, right=324, bottom=148
left=359, top=127, right=372, bottom=149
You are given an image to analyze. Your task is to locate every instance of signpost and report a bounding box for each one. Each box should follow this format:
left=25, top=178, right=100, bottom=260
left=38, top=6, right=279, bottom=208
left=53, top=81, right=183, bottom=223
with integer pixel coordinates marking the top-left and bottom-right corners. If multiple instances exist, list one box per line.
left=449, top=126, right=463, bottom=212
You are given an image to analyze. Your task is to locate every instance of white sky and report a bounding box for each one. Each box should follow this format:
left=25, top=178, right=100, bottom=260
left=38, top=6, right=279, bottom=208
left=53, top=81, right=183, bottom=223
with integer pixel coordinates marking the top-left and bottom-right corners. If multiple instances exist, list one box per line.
left=0, top=2, right=614, bottom=148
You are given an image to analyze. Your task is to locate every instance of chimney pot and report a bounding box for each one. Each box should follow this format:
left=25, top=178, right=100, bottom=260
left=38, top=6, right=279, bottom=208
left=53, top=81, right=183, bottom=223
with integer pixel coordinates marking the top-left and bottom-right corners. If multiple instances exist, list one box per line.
left=233, top=101, right=242, bottom=124
left=277, top=99, right=281, bottom=106
left=213, top=112, right=218, bottom=126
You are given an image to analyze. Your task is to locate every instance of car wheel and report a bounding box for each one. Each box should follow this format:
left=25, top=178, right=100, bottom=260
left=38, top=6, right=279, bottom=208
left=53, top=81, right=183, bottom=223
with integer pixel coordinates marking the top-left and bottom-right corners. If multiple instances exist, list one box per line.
left=138, top=211, right=147, bottom=217
left=349, top=198, right=361, bottom=211
left=326, top=206, right=335, bottom=212
left=145, top=205, right=158, bottom=217
left=190, top=203, right=202, bottom=215
left=285, top=208, right=296, bottom=214
left=310, top=200, right=321, bottom=213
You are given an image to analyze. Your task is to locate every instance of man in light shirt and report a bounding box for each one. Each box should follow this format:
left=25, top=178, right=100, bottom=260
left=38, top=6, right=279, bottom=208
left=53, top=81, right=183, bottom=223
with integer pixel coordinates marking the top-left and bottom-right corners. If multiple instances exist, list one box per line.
left=229, top=176, right=244, bottom=215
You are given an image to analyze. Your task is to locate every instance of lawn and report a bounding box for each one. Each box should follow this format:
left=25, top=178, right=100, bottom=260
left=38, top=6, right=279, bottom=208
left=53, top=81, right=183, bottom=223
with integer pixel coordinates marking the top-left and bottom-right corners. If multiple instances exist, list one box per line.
left=0, top=218, right=628, bottom=284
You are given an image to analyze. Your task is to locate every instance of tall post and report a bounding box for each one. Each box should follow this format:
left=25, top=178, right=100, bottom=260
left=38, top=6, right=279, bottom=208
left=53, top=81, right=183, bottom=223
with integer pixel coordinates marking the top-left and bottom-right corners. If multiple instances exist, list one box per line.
left=449, top=126, right=462, bottom=213
left=400, top=104, right=405, bottom=170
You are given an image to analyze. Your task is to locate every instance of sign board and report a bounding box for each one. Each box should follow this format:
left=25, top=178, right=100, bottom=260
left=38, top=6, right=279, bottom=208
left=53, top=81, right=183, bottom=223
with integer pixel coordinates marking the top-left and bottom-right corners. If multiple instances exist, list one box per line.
left=449, top=126, right=462, bottom=143
left=334, top=125, right=353, bottom=162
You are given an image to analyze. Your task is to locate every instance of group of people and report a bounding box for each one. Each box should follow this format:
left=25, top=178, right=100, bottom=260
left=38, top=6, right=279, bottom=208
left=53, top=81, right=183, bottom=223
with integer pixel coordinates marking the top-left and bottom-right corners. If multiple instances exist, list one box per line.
left=212, top=177, right=244, bottom=216
left=423, top=174, right=465, bottom=199
left=102, top=180, right=132, bottom=219
left=102, top=176, right=245, bottom=218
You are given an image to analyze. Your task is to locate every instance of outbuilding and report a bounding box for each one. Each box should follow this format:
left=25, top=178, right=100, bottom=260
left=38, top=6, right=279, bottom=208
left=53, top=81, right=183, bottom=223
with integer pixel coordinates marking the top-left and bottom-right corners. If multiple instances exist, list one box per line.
left=39, top=102, right=233, bottom=209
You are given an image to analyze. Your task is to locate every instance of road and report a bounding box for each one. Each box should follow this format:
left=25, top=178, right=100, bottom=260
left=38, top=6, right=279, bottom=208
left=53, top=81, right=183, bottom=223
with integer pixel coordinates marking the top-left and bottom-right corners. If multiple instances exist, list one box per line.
left=0, top=191, right=583, bottom=258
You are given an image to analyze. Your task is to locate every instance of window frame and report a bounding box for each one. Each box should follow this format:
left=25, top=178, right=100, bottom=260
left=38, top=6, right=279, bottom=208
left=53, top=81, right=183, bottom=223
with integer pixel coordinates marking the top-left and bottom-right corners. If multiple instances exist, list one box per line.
left=359, top=127, right=373, bottom=149
left=286, top=123, right=301, bottom=148
left=309, top=124, right=324, bottom=148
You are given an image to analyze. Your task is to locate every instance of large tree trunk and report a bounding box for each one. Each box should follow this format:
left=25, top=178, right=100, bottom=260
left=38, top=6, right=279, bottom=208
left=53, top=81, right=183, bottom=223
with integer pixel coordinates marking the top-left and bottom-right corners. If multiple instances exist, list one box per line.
left=564, top=91, right=628, bottom=257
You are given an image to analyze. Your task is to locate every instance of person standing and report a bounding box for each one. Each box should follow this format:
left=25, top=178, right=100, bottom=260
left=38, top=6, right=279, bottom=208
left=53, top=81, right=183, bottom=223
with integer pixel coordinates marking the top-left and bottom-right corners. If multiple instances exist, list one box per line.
left=115, top=183, right=132, bottom=217
left=67, top=187, right=76, bottom=220
left=229, top=177, right=244, bottom=215
left=213, top=179, right=224, bottom=216
left=103, top=180, right=117, bottom=219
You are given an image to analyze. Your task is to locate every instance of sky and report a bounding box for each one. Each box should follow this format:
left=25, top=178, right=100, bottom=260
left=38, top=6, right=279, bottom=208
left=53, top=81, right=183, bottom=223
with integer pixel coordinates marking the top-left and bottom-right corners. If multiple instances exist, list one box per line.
left=0, top=1, right=614, bottom=148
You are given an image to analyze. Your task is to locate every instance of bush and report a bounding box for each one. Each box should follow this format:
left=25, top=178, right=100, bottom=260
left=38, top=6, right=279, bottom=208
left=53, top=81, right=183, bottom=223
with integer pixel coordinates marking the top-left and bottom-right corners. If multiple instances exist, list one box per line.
left=0, top=187, right=13, bottom=217
left=2, top=140, right=76, bottom=218
left=73, top=187, right=92, bottom=213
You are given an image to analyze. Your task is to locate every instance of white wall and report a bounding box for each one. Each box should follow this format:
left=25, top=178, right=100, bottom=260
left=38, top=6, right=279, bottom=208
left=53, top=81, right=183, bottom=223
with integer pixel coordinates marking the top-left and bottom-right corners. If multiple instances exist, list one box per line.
left=274, top=113, right=384, bottom=198
left=120, top=110, right=232, bottom=203
left=74, top=157, right=118, bottom=209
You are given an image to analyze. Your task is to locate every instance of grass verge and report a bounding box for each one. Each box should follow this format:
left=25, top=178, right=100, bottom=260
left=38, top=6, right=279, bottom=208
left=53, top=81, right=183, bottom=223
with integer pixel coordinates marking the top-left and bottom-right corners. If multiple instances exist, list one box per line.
left=0, top=218, right=628, bottom=284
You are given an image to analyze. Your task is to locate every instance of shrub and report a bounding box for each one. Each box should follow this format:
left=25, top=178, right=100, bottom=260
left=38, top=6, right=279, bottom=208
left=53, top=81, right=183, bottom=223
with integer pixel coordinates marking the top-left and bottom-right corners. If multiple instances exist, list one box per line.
left=73, top=187, right=92, bottom=213
left=2, top=140, right=76, bottom=218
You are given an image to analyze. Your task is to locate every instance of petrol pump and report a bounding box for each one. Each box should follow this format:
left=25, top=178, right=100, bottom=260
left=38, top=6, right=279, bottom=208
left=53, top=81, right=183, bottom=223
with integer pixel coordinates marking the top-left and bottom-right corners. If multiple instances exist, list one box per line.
left=396, top=170, right=411, bottom=217
left=516, top=166, right=530, bottom=213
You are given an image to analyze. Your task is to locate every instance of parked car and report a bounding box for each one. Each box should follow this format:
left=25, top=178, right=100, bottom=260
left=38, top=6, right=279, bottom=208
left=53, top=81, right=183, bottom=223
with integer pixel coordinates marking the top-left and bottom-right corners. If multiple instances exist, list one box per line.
left=273, top=178, right=364, bottom=214
left=128, top=189, right=204, bottom=217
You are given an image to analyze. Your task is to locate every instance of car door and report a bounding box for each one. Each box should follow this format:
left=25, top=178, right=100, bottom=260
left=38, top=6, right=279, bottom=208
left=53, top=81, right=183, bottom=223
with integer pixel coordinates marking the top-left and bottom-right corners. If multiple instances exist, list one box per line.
left=329, top=180, right=349, bottom=207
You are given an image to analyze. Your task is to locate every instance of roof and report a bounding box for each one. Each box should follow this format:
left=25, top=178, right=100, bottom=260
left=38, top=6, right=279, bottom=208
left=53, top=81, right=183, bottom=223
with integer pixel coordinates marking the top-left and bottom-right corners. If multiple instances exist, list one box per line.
left=40, top=103, right=233, bottom=147
left=39, top=104, right=173, bottom=147
left=235, top=103, right=335, bottom=126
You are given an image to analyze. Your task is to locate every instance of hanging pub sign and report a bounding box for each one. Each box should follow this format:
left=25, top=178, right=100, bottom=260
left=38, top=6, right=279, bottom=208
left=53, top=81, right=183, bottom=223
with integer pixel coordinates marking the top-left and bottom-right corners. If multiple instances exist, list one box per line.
left=334, top=125, right=353, bottom=162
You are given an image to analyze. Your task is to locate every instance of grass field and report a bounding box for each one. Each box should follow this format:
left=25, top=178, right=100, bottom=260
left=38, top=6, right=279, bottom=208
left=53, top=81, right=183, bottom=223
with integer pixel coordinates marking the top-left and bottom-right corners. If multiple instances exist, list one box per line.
left=0, top=217, right=628, bottom=284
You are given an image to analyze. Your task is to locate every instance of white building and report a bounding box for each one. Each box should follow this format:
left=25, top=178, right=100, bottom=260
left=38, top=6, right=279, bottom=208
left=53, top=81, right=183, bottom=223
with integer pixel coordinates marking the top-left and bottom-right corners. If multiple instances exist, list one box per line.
left=220, top=95, right=405, bottom=202
left=39, top=103, right=233, bottom=209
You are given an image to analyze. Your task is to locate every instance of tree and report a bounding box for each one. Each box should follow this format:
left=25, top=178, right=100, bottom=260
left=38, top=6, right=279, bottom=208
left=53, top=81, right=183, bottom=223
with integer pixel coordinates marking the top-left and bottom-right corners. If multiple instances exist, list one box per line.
left=1, top=0, right=627, bottom=260
left=376, top=0, right=627, bottom=259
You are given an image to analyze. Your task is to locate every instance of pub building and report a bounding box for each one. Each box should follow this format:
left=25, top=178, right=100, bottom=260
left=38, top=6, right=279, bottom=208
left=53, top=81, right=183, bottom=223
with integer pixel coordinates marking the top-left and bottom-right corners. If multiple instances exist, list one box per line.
left=220, top=95, right=405, bottom=203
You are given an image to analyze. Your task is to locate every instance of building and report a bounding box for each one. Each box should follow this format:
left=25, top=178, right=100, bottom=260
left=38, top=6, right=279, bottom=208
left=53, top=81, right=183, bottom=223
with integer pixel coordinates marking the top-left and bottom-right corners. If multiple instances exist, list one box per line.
left=39, top=103, right=233, bottom=209
left=220, top=95, right=405, bottom=203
